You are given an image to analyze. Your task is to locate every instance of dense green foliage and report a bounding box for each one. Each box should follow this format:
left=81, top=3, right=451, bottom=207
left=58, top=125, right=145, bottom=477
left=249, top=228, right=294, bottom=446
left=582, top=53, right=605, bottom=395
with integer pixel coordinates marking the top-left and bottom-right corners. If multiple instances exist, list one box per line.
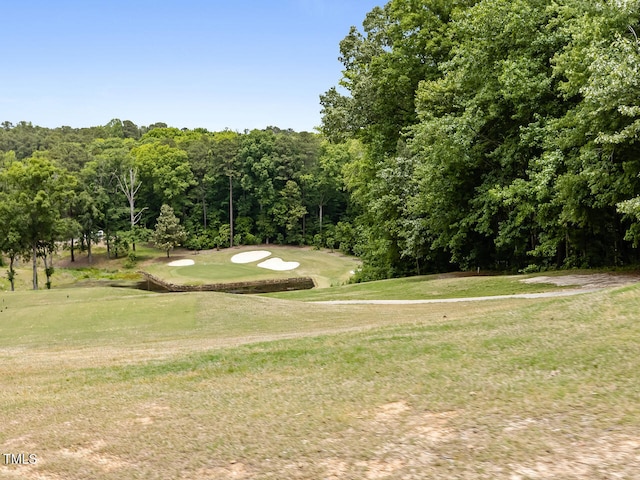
left=0, top=121, right=353, bottom=288
left=4, top=0, right=640, bottom=286
left=322, top=0, right=640, bottom=279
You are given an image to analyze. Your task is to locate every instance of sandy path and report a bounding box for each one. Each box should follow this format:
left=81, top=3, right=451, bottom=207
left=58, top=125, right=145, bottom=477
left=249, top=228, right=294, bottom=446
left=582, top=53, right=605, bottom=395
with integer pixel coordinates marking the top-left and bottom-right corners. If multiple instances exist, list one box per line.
left=521, top=273, right=640, bottom=288
left=312, top=288, right=602, bottom=305
left=313, top=273, right=639, bottom=305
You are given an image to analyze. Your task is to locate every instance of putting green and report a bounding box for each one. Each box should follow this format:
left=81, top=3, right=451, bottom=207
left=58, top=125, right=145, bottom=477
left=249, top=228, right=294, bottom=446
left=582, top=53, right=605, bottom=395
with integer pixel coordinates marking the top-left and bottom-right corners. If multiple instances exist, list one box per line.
left=174, top=263, right=282, bottom=282
left=141, top=246, right=359, bottom=288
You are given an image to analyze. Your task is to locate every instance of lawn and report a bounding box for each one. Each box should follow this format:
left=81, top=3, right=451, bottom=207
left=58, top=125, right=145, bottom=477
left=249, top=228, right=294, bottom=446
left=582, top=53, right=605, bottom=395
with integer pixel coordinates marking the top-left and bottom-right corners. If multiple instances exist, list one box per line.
left=1, top=277, right=640, bottom=479
left=263, top=271, right=573, bottom=301
left=140, top=245, right=360, bottom=288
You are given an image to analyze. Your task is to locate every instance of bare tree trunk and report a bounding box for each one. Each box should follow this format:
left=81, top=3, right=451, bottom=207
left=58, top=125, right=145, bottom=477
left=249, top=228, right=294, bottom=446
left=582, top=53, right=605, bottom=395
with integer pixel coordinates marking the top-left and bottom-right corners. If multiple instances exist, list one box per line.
left=44, top=251, right=53, bottom=289
left=8, top=254, right=16, bottom=292
left=116, top=167, right=147, bottom=252
left=202, top=195, right=208, bottom=231
left=229, top=176, right=233, bottom=247
left=32, top=243, right=38, bottom=290
left=86, top=233, right=92, bottom=265
left=130, top=173, right=137, bottom=252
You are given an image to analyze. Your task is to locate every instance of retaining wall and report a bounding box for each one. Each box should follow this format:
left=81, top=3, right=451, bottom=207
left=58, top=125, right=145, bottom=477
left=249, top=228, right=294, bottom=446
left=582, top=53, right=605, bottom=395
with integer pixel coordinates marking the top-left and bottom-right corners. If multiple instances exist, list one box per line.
left=137, top=271, right=315, bottom=294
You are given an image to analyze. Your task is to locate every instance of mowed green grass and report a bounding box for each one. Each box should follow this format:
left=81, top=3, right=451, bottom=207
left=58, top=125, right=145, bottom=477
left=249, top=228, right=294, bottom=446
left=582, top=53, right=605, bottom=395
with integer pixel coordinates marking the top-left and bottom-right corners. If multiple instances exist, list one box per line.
left=141, top=245, right=359, bottom=288
left=1, top=279, right=640, bottom=479
left=264, top=272, right=571, bottom=301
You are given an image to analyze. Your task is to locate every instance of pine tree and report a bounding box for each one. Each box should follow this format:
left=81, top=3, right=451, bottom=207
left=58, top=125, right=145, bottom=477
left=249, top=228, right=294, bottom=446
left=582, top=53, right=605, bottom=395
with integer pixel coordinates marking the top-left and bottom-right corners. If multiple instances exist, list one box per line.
left=152, top=204, right=187, bottom=257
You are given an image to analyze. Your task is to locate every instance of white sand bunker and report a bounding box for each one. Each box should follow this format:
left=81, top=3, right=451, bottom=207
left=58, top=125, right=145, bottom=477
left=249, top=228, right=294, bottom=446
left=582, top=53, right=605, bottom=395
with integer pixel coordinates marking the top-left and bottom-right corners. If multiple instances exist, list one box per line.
left=231, top=250, right=272, bottom=264
left=167, top=259, right=195, bottom=267
left=257, top=258, right=300, bottom=271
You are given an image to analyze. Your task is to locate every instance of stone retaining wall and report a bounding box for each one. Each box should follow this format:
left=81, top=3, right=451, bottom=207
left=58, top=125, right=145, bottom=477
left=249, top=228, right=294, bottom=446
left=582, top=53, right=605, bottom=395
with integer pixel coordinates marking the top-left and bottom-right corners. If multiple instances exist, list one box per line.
left=137, top=271, right=315, bottom=294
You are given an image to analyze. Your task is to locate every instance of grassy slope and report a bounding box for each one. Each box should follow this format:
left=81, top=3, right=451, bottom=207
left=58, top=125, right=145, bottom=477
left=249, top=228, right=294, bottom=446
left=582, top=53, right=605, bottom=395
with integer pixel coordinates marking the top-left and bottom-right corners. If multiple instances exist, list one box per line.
left=1, top=280, right=640, bottom=479
left=263, top=272, right=570, bottom=301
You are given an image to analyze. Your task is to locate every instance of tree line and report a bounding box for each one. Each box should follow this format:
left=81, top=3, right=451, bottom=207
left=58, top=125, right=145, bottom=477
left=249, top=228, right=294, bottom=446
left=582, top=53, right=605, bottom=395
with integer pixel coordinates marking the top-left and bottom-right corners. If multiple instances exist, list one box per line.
left=4, top=0, right=640, bottom=288
left=320, top=0, right=640, bottom=280
left=0, top=121, right=358, bottom=290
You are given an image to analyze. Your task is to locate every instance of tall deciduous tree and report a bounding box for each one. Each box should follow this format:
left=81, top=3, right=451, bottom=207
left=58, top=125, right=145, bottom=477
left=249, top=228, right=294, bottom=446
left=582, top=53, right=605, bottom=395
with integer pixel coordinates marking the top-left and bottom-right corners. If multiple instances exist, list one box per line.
left=87, top=138, right=134, bottom=258
left=303, top=140, right=354, bottom=236
left=132, top=141, right=195, bottom=214
left=323, top=0, right=640, bottom=276
left=271, top=180, right=307, bottom=244
left=238, top=129, right=277, bottom=243
left=211, top=131, right=241, bottom=247
left=0, top=192, right=27, bottom=291
left=321, top=0, right=475, bottom=278
left=1, top=153, right=75, bottom=289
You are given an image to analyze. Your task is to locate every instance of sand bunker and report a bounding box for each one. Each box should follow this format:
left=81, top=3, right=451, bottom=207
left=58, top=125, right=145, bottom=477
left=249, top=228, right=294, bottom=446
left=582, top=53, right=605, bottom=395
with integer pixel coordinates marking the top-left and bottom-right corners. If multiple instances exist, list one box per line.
left=257, top=258, right=300, bottom=271
left=167, top=259, right=195, bottom=267
left=231, top=250, right=272, bottom=264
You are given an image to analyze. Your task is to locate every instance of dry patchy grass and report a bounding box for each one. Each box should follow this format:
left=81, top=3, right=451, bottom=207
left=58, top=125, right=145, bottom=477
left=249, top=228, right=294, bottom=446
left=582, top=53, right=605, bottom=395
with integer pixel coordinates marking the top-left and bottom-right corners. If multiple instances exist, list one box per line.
left=1, top=283, right=640, bottom=479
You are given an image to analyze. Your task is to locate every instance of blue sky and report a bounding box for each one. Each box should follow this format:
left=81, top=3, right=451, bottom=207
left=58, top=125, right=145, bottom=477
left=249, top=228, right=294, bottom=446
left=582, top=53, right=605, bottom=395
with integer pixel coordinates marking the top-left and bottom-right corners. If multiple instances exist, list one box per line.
left=1, top=0, right=383, bottom=132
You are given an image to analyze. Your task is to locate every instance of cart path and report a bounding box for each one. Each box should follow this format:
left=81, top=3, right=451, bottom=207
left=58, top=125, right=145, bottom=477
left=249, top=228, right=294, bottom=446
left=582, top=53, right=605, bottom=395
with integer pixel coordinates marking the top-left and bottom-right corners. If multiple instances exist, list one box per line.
left=311, top=288, right=603, bottom=305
